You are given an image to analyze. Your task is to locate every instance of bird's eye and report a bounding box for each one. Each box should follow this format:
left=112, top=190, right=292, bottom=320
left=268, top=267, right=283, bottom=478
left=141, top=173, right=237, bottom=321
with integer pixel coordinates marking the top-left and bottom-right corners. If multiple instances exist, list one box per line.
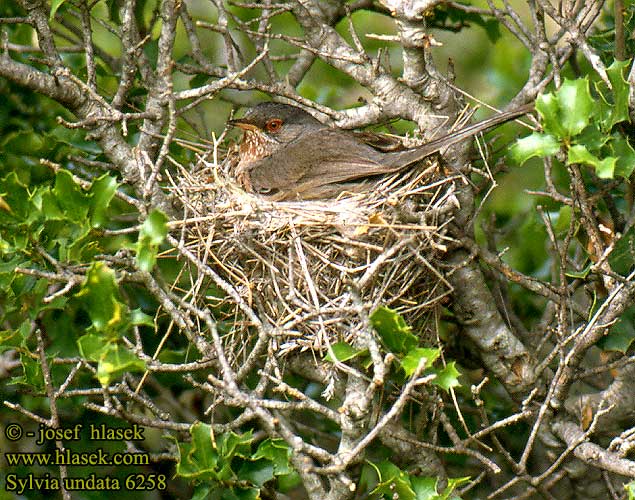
left=265, top=119, right=283, bottom=133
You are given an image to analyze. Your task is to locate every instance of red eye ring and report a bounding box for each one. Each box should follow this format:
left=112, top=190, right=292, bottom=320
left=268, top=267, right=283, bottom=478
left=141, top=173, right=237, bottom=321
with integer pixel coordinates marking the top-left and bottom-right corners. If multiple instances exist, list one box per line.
left=265, top=118, right=283, bottom=133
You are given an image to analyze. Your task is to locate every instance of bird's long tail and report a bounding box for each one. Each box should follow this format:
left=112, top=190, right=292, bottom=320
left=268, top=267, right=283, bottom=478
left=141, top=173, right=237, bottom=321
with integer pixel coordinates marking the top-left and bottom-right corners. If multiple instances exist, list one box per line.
left=383, top=103, right=535, bottom=169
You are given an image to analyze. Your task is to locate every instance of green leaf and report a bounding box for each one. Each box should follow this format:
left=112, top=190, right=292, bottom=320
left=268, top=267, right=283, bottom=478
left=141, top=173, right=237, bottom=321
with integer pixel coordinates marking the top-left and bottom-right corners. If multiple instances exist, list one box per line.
left=597, top=306, right=635, bottom=353
left=609, top=226, right=635, bottom=276
left=411, top=476, right=438, bottom=500
left=78, top=334, right=145, bottom=385
left=176, top=422, right=221, bottom=481
left=0, top=255, right=22, bottom=277
left=136, top=209, right=168, bottom=272
left=36, top=188, right=64, bottom=220
left=0, top=330, right=21, bottom=353
left=610, top=135, right=635, bottom=178
left=567, top=144, right=616, bottom=179
left=432, top=362, right=462, bottom=391
left=67, top=229, right=98, bottom=262
left=370, top=306, right=418, bottom=354
left=50, top=0, right=69, bottom=19
left=14, top=353, right=45, bottom=391
left=0, top=171, right=30, bottom=219
left=324, top=342, right=366, bottom=362
left=440, top=7, right=501, bottom=43
left=556, top=78, right=595, bottom=137
left=409, top=475, right=470, bottom=500
left=130, top=309, right=154, bottom=327
left=190, top=485, right=213, bottom=500
left=252, top=438, right=292, bottom=476
left=510, top=133, right=560, bottom=164
left=565, top=264, right=592, bottom=279
left=238, top=439, right=294, bottom=486
left=597, top=59, right=631, bottom=130
left=53, top=170, right=90, bottom=222
left=535, top=79, right=594, bottom=139
left=371, top=461, right=416, bottom=500
left=77, top=333, right=109, bottom=361
left=74, top=262, right=129, bottom=335
left=175, top=424, right=255, bottom=486
left=535, top=92, right=567, bottom=139
left=400, top=348, right=440, bottom=377
left=443, top=477, right=471, bottom=499
left=0, top=131, right=45, bottom=155
left=142, top=209, right=169, bottom=244
left=626, top=479, right=635, bottom=500
left=239, top=460, right=274, bottom=486
left=0, top=319, right=28, bottom=352
left=576, top=123, right=611, bottom=151
left=218, top=430, right=253, bottom=460
left=89, top=174, right=118, bottom=228
left=190, top=74, right=211, bottom=88
left=96, top=343, right=146, bottom=386
left=553, top=206, right=573, bottom=237
left=221, top=488, right=260, bottom=500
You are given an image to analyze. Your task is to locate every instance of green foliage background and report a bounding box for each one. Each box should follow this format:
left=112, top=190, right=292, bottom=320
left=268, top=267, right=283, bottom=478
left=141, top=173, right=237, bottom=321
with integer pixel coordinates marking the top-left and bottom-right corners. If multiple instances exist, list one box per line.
left=1, top=0, right=635, bottom=499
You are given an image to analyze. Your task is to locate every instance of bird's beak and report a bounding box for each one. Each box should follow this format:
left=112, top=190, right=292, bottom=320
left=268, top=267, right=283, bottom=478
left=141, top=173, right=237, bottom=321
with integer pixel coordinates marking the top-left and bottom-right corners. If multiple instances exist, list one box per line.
left=228, top=119, right=259, bottom=131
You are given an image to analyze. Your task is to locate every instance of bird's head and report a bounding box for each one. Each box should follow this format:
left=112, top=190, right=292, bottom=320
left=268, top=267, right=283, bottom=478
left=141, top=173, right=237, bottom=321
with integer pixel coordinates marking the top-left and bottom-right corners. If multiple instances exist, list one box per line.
left=229, top=102, right=323, bottom=144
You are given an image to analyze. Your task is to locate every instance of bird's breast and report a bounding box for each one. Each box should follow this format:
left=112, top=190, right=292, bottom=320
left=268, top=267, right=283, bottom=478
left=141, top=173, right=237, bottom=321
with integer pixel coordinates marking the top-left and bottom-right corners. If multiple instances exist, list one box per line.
left=239, top=130, right=275, bottom=163
left=236, top=131, right=278, bottom=192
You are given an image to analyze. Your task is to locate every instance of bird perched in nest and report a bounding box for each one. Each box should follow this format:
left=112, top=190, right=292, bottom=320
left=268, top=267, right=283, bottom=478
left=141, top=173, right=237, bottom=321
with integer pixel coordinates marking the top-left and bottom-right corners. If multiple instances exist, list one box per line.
left=229, top=102, right=533, bottom=200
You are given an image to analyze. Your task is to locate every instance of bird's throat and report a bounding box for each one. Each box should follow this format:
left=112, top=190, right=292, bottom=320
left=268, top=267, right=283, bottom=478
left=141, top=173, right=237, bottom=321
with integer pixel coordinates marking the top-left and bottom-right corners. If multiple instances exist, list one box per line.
left=239, top=130, right=276, bottom=165
left=236, top=130, right=278, bottom=191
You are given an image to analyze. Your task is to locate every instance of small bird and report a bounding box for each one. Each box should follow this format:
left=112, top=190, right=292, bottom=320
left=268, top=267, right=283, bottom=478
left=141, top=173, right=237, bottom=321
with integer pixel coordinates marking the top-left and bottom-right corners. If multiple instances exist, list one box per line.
left=229, top=102, right=533, bottom=200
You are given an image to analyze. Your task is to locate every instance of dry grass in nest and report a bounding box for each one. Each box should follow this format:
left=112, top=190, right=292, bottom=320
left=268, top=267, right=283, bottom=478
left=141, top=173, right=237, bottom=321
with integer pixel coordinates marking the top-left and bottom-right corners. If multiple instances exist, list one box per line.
left=167, top=152, right=459, bottom=361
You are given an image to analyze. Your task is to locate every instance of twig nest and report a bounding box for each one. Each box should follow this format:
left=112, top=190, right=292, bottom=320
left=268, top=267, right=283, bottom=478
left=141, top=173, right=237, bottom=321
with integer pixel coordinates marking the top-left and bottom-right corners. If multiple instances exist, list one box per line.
left=169, top=154, right=459, bottom=356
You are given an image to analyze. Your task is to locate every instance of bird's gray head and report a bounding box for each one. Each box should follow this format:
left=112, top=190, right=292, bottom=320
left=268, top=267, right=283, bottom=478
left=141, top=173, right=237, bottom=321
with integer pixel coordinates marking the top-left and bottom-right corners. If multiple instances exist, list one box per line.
left=229, top=102, right=324, bottom=143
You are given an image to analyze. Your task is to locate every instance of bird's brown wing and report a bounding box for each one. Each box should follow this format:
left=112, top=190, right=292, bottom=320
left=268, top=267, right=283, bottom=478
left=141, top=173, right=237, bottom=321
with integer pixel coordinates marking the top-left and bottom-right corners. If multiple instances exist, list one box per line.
left=247, top=128, right=394, bottom=196
left=351, top=130, right=406, bottom=152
